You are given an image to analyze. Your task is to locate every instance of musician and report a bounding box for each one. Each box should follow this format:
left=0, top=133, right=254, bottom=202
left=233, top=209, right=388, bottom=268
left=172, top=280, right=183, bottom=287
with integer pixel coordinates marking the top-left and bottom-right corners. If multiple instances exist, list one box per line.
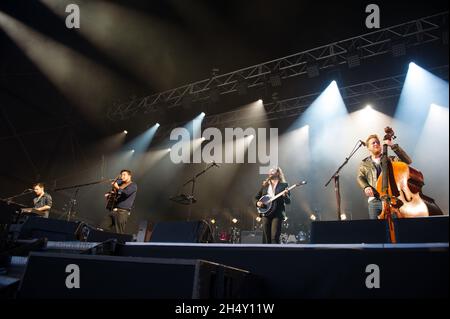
left=30, top=182, right=52, bottom=218
left=100, top=169, right=137, bottom=234
left=357, top=134, right=412, bottom=219
left=255, top=167, right=290, bottom=244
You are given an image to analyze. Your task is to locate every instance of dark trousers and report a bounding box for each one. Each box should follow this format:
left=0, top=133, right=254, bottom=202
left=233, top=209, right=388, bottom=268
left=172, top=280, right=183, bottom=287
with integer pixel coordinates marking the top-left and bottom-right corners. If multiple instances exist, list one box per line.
left=100, top=209, right=129, bottom=234
left=368, top=199, right=383, bottom=219
left=262, top=215, right=282, bottom=244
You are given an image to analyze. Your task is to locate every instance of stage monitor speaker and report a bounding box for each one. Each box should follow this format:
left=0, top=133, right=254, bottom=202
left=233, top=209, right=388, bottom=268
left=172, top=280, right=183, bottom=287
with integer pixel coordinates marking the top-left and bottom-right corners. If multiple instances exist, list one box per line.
left=240, top=231, right=263, bottom=244
left=79, top=224, right=133, bottom=243
left=14, top=216, right=82, bottom=241
left=310, top=219, right=389, bottom=244
left=394, top=216, right=449, bottom=243
left=18, top=252, right=250, bottom=298
left=150, top=220, right=213, bottom=243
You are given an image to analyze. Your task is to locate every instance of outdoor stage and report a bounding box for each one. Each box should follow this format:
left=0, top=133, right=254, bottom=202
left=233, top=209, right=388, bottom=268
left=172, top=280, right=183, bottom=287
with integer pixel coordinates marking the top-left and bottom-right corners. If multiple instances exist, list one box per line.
left=5, top=240, right=448, bottom=299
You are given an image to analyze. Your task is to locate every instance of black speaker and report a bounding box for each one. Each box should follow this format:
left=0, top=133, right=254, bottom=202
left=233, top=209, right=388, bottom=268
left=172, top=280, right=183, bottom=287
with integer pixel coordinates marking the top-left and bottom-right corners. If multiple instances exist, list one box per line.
left=13, top=216, right=83, bottom=241
left=310, top=219, right=389, bottom=244
left=79, top=224, right=133, bottom=243
left=394, top=216, right=449, bottom=243
left=18, top=252, right=250, bottom=298
left=150, top=220, right=213, bottom=243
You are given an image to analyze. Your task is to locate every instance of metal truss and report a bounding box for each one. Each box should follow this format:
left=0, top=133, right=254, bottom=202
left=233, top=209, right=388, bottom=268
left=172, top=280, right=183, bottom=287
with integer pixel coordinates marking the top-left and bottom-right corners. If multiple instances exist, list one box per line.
left=107, top=11, right=449, bottom=121
left=151, top=65, right=449, bottom=139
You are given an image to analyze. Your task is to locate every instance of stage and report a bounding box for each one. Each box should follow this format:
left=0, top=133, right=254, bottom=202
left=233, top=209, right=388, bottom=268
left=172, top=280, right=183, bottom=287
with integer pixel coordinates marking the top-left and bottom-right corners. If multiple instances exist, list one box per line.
left=3, top=240, right=448, bottom=299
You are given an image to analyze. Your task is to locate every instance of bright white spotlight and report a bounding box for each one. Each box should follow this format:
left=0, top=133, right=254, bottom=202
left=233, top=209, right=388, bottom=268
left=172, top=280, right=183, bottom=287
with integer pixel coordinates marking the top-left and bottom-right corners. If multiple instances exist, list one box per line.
left=365, top=104, right=372, bottom=110
left=340, top=214, right=347, bottom=220
left=409, top=62, right=417, bottom=69
left=256, top=216, right=262, bottom=222
left=155, top=123, right=160, bottom=127
left=210, top=219, right=216, bottom=224
left=310, top=214, right=317, bottom=221
left=258, top=99, right=263, bottom=104
left=131, top=149, right=135, bottom=153
left=200, top=112, right=206, bottom=117
left=201, top=136, right=206, bottom=141
left=167, top=148, right=172, bottom=152
left=231, top=218, right=238, bottom=224
left=123, top=130, right=128, bottom=134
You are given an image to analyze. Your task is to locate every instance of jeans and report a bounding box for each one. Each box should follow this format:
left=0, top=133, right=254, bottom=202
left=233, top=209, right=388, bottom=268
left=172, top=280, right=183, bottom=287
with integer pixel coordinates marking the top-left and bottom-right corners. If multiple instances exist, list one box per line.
left=368, top=199, right=383, bottom=220
left=261, top=215, right=282, bottom=244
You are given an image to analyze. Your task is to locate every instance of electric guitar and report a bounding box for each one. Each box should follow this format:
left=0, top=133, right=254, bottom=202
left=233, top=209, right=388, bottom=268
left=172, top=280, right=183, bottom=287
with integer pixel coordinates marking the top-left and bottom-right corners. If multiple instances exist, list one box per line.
left=257, top=181, right=307, bottom=217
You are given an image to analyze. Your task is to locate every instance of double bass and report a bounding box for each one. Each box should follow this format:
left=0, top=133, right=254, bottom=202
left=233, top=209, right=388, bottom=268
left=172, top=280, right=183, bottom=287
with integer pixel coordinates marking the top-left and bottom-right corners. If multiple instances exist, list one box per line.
left=376, top=127, right=442, bottom=241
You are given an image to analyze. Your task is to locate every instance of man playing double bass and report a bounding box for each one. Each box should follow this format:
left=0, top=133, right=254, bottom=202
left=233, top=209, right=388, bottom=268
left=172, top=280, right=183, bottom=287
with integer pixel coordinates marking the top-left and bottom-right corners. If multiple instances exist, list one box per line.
left=357, top=134, right=412, bottom=219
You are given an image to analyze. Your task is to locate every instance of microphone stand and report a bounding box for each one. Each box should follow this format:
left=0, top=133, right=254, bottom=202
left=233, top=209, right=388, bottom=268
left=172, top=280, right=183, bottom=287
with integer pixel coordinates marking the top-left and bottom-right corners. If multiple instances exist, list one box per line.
left=171, top=162, right=219, bottom=221
left=53, top=179, right=112, bottom=222
left=325, top=140, right=365, bottom=221
left=1, top=189, right=33, bottom=205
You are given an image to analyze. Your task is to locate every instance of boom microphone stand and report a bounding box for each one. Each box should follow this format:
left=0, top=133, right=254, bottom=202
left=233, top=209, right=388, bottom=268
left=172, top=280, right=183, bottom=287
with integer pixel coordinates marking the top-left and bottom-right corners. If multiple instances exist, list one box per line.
left=170, top=162, right=220, bottom=221
left=325, top=140, right=365, bottom=221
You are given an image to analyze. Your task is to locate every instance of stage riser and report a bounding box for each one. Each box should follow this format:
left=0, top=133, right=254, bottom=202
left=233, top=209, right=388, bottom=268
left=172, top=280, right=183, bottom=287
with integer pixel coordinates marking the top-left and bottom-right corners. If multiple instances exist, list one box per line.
left=310, top=216, right=449, bottom=244
left=117, top=244, right=448, bottom=298
left=18, top=252, right=252, bottom=299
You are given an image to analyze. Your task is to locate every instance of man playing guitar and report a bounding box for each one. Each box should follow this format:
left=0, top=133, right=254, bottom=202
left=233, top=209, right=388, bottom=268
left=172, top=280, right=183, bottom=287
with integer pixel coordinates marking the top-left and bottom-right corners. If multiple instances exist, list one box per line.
left=255, top=167, right=290, bottom=244
left=100, top=169, right=137, bottom=234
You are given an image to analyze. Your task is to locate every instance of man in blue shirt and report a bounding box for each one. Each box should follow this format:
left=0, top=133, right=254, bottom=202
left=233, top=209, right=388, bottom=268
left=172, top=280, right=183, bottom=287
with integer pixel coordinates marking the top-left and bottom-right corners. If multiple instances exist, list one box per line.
left=100, top=169, right=137, bottom=234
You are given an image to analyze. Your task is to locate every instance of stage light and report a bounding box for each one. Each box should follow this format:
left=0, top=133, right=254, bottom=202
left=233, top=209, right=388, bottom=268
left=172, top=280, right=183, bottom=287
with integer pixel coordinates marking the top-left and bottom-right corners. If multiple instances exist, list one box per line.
left=155, top=123, right=160, bottom=127
left=131, top=149, right=135, bottom=153
left=232, top=218, right=238, bottom=224
left=258, top=99, right=263, bottom=104
left=310, top=214, right=317, bottom=221
left=210, top=219, right=216, bottom=224
left=306, top=64, right=319, bottom=78
left=167, top=148, right=171, bottom=152
left=391, top=42, right=406, bottom=57
left=365, top=104, right=372, bottom=110
left=123, top=130, right=128, bottom=134
left=256, top=216, right=262, bottom=222
left=200, top=112, right=206, bottom=117
left=340, top=213, right=347, bottom=220
left=409, top=62, right=418, bottom=69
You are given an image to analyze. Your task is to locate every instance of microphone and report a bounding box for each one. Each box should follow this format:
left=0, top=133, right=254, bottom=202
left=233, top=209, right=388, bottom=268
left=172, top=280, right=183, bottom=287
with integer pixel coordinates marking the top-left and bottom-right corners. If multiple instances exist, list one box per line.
left=359, top=140, right=366, bottom=146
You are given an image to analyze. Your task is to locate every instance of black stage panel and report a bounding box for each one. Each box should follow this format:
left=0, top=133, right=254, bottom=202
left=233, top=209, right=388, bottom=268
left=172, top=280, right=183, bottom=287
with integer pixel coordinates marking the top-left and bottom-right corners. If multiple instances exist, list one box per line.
left=19, top=252, right=252, bottom=298
left=311, top=219, right=389, bottom=244
left=117, top=243, right=448, bottom=298
left=394, top=216, right=449, bottom=243
left=310, top=216, right=449, bottom=244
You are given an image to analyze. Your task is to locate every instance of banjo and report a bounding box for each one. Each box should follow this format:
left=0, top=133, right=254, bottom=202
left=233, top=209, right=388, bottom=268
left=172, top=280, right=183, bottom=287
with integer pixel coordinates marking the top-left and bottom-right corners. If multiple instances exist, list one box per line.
left=257, top=180, right=307, bottom=217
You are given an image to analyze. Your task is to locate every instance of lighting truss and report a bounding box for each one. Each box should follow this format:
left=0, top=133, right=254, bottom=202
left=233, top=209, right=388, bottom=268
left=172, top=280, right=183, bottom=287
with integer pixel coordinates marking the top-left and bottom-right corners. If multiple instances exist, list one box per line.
left=150, top=65, right=448, bottom=139
left=107, top=11, right=448, bottom=121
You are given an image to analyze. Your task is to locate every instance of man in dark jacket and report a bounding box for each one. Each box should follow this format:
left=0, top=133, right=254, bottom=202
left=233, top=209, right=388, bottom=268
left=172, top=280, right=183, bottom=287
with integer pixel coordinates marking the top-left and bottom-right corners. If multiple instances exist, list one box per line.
left=357, top=134, right=412, bottom=219
left=101, top=169, right=137, bottom=234
left=256, top=167, right=290, bottom=244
